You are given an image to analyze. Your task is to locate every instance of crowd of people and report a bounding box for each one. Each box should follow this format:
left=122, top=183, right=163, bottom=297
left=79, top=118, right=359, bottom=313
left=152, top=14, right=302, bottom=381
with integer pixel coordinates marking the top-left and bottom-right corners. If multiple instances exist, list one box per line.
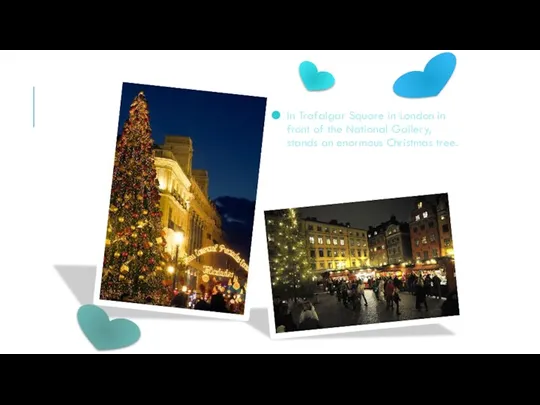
left=274, top=297, right=321, bottom=333
left=170, top=284, right=245, bottom=314
left=328, top=272, right=445, bottom=315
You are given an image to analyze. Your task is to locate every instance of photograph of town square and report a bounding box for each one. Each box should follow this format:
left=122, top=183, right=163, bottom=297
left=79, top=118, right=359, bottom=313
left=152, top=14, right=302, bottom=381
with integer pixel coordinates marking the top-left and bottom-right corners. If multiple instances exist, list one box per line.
left=98, top=83, right=266, bottom=316
left=265, top=193, right=460, bottom=334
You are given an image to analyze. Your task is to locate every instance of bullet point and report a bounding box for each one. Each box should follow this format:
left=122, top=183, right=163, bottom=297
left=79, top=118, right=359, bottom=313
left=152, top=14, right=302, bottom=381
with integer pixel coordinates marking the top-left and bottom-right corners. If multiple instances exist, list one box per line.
left=272, top=111, right=281, bottom=120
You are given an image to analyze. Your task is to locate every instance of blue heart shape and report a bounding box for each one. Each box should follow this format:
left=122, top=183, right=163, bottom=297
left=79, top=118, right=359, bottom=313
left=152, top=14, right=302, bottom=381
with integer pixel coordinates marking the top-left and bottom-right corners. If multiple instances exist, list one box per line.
left=77, top=305, right=141, bottom=351
left=393, top=52, right=457, bottom=99
left=299, top=61, right=335, bottom=92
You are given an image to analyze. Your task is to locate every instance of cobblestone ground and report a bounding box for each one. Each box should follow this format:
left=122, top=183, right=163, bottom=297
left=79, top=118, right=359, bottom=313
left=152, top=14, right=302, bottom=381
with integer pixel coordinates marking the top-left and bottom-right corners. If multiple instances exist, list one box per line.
left=313, top=290, right=447, bottom=329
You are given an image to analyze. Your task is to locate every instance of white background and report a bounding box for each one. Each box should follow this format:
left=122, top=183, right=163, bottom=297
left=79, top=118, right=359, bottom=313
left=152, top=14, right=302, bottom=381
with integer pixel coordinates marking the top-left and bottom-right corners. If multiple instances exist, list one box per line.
left=1, top=50, right=539, bottom=354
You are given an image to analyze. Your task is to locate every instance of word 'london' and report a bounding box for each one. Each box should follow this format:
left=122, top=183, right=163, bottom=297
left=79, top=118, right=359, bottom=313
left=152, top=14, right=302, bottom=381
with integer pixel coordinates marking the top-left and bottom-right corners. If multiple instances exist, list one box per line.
left=203, top=265, right=235, bottom=279
left=184, top=244, right=249, bottom=272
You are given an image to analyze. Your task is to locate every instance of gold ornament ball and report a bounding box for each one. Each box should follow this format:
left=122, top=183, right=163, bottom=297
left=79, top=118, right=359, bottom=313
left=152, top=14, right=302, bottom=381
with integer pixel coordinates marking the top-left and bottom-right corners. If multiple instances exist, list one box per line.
left=105, top=239, right=111, bottom=246
left=114, top=252, right=121, bottom=258
left=137, top=250, right=144, bottom=257
left=107, top=227, right=112, bottom=233
left=233, top=282, right=241, bottom=290
left=118, top=217, right=125, bottom=223
left=131, top=232, right=138, bottom=239
left=148, top=242, right=153, bottom=247
left=130, top=226, right=136, bottom=230
left=137, top=195, right=143, bottom=201
left=138, top=275, right=145, bottom=281
left=137, top=220, right=144, bottom=227
left=143, top=210, right=148, bottom=215
left=156, top=266, right=162, bottom=271
left=160, top=261, right=166, bottom=267
left=119, top=275, right=125, bottom=281
left=120, top=264, right=129, bottom=273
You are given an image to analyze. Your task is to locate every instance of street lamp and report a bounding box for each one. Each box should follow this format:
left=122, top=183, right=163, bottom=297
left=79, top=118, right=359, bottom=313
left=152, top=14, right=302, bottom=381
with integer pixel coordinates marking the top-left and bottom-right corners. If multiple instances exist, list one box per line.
left=172, top=230, right=184, bottom=291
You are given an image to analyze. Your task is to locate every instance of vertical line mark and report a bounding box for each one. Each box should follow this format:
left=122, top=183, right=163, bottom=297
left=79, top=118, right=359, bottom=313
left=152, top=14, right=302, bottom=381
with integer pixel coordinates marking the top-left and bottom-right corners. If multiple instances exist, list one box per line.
left=33, top=86, right=35, bottom=128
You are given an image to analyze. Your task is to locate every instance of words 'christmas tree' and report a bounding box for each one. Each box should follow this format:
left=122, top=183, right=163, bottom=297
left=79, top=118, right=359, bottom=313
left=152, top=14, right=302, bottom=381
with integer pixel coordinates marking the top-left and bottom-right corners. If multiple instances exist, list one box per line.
left=265, top=208, right=315, bottom=300
left=101, top=91, right=169, bottom=304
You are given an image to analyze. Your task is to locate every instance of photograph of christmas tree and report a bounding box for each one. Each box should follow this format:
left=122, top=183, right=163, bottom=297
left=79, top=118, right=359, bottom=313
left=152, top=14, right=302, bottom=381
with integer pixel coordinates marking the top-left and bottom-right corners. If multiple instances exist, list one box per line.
left=96, top=82, right=266, bottom=318
left=266, top=193, right=460, bottom=336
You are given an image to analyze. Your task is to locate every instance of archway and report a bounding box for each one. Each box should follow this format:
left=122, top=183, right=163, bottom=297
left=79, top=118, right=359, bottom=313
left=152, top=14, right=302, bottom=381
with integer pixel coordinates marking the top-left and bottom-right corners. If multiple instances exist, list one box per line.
left=182, top=243, right=249, bottom=272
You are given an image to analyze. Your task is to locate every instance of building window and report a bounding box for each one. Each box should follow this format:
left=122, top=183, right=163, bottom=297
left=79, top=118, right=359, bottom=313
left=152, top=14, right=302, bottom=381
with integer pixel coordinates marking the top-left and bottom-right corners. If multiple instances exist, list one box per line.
left=319, top=262, right=325, bottom=268
left=415, top=239, right=420, bottom=247
left=423, top=251, right=429, bottom=260
left=423, top=211, right=428, bottom=218
left=432, top=249, right=438, bottom=258
left=310, top=250, right=316, bottom=258
left=326, top=237, right=331, bottom=245
left=363, top=249, right=367, bottom=257
left=444, top=239, right=451, bottom=247
left=309, top=236, right=315, bottom=244
left=327, top=250, right=332, bottom=257
left=308, top=225, right=313, bottom=231
left=317, top=226, right=322, bottom=232
left=319, top=249, right=324, bottom=257
left=441, top=216, right=445, bottom=221
left=328, top=262, right=333, bottom=269
left=422, top=236, right=428, bottom=244
left=333, top=250, right=338, bottom=257
left=415, top=215, right=421, bottom=222
left=324, top=227, right=329, bottom=233
left=430, top=234, right=436, bottom=242
left=317, top=236, right=324, bottom=244
left=311, top=263, right=316, bottom=270
left=351, top=250, right=356, bottom=256
left=418, top=202, right=423, bottom=209
left=341, top=250, right=346, bottom=257
left=333, top=238, right=338, bottom=245
left=352, top=260, right=357, bottom=267
left=340, top=238, right=345, bottom=246
left=442, top=224, right=450, bottom=233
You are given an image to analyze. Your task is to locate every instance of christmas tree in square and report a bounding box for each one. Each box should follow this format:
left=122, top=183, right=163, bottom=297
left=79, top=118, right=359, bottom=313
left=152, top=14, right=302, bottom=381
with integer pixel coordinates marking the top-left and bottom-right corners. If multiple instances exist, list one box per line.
left=265, top=208, right=315, bottom=300
left=100, top=91, right=170, bottom=304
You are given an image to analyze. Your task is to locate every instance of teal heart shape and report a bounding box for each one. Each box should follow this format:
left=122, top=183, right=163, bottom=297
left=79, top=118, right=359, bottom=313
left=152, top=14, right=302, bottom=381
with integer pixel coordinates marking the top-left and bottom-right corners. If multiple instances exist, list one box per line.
left=77, top=305, right=141, bottom=351
left=299, top=61, right=335, bottom=92
left=393, top=52, right=457, bottom=99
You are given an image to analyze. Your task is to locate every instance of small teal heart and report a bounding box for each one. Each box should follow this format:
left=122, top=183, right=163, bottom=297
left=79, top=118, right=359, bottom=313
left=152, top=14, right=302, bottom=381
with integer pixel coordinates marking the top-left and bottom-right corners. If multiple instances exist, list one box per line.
left=77, top=304, right=141, bottom=351
left=299, top=61, right=335, bottom=92
left=393, top=52, right=457, bottom=99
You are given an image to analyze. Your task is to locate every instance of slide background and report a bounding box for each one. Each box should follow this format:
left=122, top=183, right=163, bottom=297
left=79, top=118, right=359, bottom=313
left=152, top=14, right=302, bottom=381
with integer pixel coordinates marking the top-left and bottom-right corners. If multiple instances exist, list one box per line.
left=1, top=50, right=538, bottom=353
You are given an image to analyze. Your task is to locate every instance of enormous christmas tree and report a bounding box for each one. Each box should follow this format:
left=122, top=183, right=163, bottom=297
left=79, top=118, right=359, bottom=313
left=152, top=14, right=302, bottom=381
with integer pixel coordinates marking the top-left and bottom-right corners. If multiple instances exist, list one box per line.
left=265, top=208, right=315, bottom=300
left=100, top=91, right=170, bottom=305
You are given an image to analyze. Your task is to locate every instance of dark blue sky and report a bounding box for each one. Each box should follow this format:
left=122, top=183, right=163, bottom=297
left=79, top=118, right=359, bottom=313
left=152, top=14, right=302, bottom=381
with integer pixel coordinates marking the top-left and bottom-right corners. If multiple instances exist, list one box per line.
left=118, top=82, right=267, bottom=201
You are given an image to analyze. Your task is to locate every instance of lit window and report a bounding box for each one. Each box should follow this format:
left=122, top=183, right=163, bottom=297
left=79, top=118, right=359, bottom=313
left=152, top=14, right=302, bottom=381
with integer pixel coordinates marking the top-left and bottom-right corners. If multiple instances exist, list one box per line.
left=309, top=236, right=315, bottom=244
left=333, top=239, right=338, bottom=245
left=441, top=216, right=445, bottom=220
left=326, top=238, right=331, bottom=245
left=340, top=239, right=345, bottom=246
left=382, top=245, right=385, bottom=249
left=317, top=237, right=324, bottom=244
left=415, top=215, right=421, bottom=221
left=418, top=202, right=423, bottom=209
left=374, top=231, right=378, bottom=235
left=423, top=211, right=428, bottom=219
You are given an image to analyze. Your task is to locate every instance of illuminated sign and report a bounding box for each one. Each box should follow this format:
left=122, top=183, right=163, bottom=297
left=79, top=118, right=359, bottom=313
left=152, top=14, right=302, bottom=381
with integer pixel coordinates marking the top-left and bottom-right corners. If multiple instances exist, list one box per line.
left=183, top=244, right=249, bottom=272
left=202, top=266, right=235, bottom=279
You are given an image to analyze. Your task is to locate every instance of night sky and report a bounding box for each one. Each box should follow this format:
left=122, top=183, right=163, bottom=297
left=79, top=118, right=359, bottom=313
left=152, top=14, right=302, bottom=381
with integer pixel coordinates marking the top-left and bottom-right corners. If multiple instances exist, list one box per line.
left=299, top=194, right=442, bottom=230
left=117, top=82, right=267, bottom=201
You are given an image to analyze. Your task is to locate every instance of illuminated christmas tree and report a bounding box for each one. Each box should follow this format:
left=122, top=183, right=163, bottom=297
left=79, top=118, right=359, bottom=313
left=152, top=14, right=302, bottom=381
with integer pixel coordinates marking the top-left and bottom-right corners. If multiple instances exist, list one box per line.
left=265, top=208, right=315, bottom=300
left=100, top=91, right=170, bottom=304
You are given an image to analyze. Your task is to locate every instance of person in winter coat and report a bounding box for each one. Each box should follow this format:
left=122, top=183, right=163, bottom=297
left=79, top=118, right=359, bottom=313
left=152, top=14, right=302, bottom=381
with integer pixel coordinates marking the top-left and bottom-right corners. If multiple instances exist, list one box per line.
left=298, top=301, right=320, bottom=330
left=385, top=280, right=395, bottom=309
left=358, top=281, right=368, bottom=307
left=393, top=288, right=402, bottom=316
left=415, top=279, right=429, bottom=311
left=432, top=275, right=442, bottom=300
